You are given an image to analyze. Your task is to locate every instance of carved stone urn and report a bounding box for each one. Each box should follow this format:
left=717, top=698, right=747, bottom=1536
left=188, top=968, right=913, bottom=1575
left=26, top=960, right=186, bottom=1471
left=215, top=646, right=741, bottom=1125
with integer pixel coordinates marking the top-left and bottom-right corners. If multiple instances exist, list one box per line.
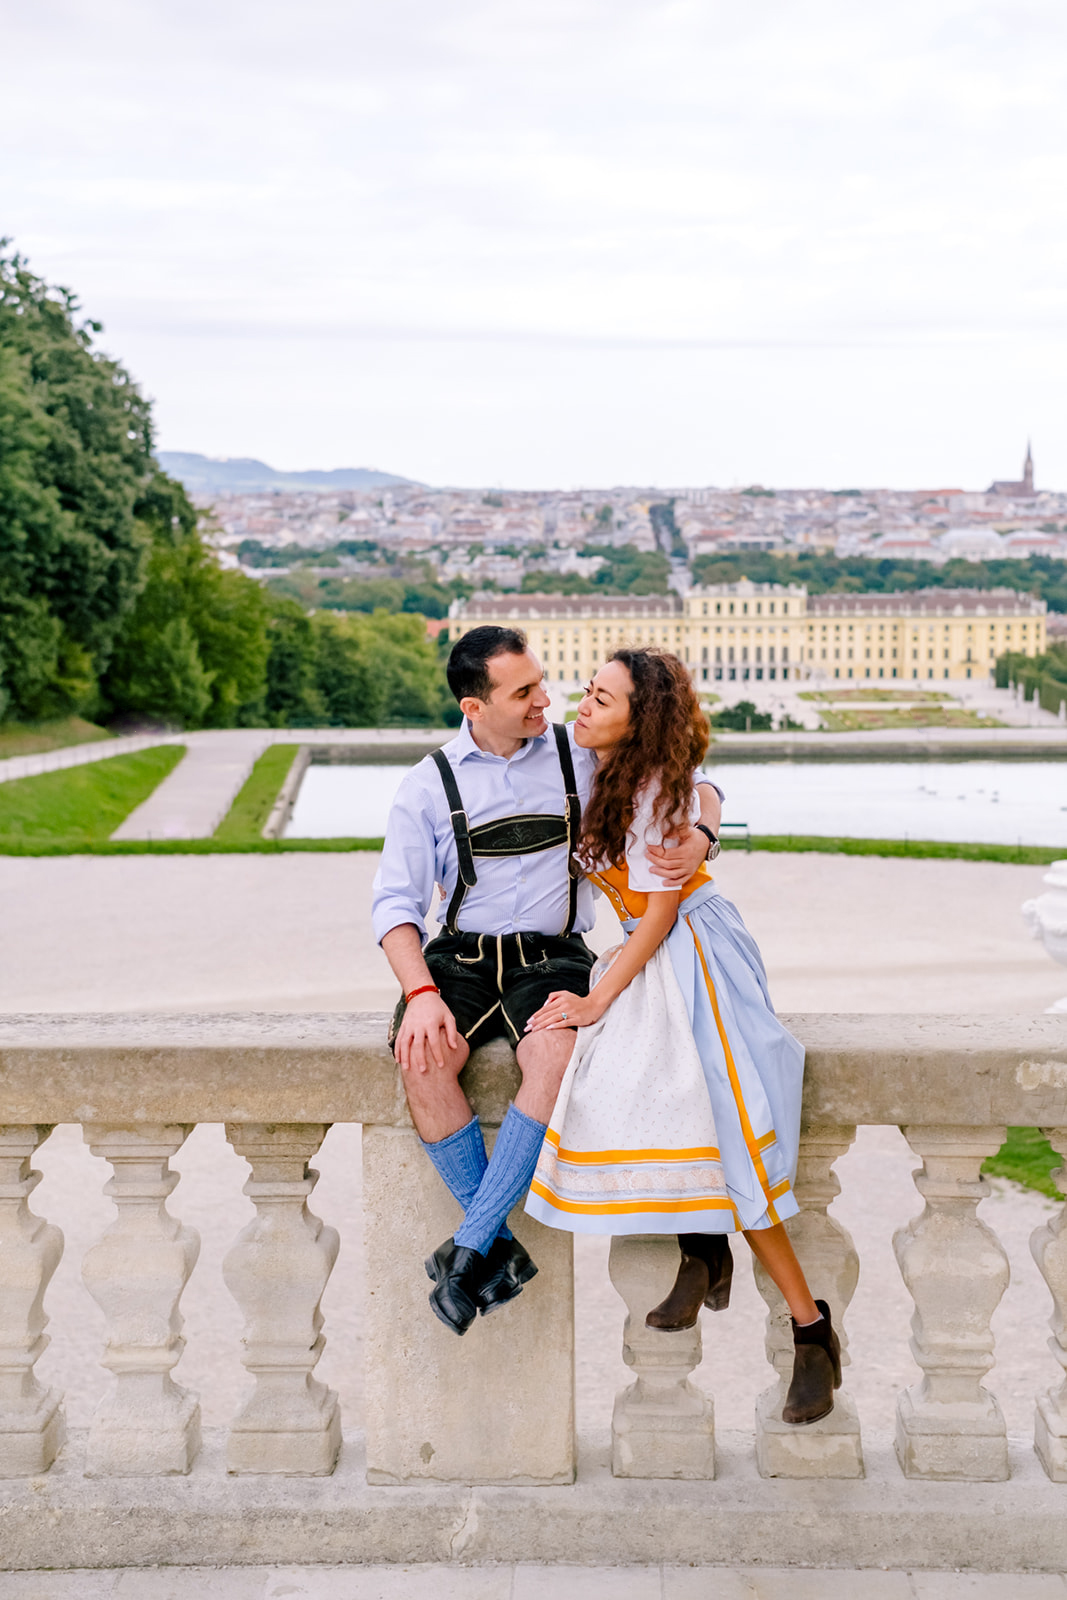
left=1023, top=859, right=1067, bottom=1014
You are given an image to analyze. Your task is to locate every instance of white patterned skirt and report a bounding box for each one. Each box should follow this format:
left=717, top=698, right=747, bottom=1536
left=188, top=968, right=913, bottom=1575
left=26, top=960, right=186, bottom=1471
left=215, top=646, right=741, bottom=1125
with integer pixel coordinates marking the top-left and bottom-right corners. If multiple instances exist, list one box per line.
left=525, top=940, right=734, bottom=1234
left=525, top=883, right=803, bottom=1236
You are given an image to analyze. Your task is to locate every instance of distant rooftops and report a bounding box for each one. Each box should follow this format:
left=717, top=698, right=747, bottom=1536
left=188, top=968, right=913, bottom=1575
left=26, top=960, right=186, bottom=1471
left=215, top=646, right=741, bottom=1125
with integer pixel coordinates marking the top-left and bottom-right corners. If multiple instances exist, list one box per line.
left=458, top=593, right=683, bottom=618
left=455, top=584, right=1045, bottom=620
left=809, top=588, right=1046, bottom=616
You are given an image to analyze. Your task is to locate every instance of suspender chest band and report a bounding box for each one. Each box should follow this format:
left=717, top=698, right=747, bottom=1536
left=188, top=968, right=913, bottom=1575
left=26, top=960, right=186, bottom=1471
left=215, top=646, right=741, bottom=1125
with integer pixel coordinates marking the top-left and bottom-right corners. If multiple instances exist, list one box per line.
left=431, top=723, right=582, bottom=936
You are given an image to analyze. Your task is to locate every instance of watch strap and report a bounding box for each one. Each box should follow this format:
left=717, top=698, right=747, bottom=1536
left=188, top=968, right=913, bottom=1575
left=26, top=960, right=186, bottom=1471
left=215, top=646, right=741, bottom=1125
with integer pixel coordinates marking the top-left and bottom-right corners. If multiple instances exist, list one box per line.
left=695, top=822, right=719, bottom=858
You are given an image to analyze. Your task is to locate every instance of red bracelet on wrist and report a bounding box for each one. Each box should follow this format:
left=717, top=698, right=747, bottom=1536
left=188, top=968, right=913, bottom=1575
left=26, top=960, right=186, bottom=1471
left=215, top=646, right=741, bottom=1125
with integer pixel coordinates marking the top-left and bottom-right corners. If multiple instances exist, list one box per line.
left=404, top=984, right=440, bottom=1004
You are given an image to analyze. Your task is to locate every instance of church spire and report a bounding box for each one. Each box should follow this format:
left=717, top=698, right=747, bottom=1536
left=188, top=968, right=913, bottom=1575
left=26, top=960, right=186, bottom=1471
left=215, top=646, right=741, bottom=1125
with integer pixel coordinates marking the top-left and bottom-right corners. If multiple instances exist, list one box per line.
left=1024, top=439, right=1034, bottom=493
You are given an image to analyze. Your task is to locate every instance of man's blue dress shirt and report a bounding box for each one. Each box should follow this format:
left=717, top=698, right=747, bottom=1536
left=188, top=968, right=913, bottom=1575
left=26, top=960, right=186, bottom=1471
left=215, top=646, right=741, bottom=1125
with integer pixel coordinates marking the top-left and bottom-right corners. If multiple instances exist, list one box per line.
left=371, top=719, right=722, bottom=947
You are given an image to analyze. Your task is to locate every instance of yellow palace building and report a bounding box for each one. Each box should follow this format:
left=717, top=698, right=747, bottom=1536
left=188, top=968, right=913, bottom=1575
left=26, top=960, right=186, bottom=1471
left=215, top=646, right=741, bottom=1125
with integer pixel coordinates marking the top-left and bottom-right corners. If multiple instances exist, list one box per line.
left=449, top=581, right=1047, bottom=687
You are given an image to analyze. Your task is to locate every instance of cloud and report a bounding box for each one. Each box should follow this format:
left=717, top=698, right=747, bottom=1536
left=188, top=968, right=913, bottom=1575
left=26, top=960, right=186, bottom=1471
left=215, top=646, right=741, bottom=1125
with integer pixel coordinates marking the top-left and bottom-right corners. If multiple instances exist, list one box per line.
left=3, top=0, right=1066, bottom=483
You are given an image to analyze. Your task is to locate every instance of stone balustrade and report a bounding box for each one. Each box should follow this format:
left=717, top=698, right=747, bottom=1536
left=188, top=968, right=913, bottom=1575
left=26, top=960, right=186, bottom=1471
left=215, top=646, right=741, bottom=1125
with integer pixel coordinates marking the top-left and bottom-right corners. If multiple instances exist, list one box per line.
left=2, top=1012, right=1067, bottom=1573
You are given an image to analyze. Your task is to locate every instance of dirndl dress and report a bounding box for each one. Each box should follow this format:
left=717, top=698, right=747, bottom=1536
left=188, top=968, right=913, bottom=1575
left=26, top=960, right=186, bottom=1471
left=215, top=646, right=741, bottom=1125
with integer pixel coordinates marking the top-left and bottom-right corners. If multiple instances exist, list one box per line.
left=524, top=785, right=804, bottom=1236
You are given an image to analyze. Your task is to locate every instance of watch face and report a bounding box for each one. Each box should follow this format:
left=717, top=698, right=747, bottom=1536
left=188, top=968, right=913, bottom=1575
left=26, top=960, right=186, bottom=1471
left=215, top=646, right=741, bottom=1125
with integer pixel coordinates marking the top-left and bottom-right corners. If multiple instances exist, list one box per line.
left=708, top=839, right=721, bottom=860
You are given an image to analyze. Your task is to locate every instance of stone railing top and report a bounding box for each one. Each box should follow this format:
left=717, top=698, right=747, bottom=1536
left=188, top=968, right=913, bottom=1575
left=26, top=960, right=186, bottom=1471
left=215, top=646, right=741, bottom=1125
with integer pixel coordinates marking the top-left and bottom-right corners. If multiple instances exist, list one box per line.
left=1, top=1012, right=1067, bottom=1128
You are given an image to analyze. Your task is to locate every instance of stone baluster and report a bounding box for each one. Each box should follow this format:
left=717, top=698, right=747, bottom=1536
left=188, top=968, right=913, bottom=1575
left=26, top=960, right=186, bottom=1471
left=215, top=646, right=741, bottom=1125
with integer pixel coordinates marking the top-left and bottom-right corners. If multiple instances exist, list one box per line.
left=893, top=1124, right=1009, bottom=1481
left=1031, top=1125, right=1067, bottom=1480
left=223, top=1123, right=341, bottom=1475
left=751, top=1124, right=863, bottom=1478
left=0, top=1126, right=65, bottom=1477
left=81, top=1124, right=201, bottom=1476
left=608, top=1234, right=714, bottom=1479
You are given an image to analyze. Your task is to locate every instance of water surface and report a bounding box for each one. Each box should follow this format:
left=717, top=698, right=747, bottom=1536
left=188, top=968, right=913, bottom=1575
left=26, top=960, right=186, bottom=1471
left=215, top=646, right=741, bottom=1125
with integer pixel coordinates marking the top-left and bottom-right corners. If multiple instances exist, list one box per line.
left=286, top=760, right=1067, bottom=848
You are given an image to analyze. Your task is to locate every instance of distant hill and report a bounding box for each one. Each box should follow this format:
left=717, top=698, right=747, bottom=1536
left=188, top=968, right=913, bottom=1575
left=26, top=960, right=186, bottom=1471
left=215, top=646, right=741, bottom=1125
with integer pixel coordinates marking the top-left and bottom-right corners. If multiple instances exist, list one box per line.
left=156, top=452, right=423, bottom=494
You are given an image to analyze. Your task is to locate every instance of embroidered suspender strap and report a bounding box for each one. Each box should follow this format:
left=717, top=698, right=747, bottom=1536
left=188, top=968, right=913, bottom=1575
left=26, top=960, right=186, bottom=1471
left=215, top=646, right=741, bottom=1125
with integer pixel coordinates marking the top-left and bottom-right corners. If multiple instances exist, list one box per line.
left=552, top=722, right=581, bottom=937
left=430, top=726, right=581, bottom=936
left=430, top=749, right=478, bottom=934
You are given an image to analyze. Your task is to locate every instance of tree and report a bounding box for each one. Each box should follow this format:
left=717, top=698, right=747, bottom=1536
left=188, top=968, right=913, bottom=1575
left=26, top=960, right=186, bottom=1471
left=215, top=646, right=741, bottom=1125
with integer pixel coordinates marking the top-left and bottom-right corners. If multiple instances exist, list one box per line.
left=102, top=524, right=270, bottom=728
left=0, top=245, right=161, bottom=718
left=264, top=599, right=325, bottom=727
left=708, top=699, right=773, bottom=732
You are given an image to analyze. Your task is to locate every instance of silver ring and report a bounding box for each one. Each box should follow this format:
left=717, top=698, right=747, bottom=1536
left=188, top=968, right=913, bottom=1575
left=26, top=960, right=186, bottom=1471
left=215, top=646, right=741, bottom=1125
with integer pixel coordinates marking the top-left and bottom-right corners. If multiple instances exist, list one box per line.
left=561, top=1012, right=568, bottom=1020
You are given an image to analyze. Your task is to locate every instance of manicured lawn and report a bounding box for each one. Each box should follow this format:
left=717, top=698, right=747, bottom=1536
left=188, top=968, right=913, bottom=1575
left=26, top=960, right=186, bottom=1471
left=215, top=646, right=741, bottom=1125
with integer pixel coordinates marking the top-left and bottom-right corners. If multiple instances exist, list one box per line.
left=722, top=835, right=1061, bottom=865
left=0, top=828, right=1057, bottom=864
left=0, top=836, right=383, bottom=855
left=213, top=745, right=302, bottom=842
left=0, top=716, right=113, bottom=760
left=0, top=746, right=185, bottom=848
left=817, top=706, right=1004, bottom=732
left=983, top=1127, right=1062, bottom=1200
left=800, top=690, right=952, bottom=703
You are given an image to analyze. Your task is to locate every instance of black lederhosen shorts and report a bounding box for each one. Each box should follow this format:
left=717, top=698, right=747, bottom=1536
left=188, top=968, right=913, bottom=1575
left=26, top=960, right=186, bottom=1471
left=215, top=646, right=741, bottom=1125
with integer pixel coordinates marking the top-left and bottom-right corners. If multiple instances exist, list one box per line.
left=389, top=930, right=596, bottom=1053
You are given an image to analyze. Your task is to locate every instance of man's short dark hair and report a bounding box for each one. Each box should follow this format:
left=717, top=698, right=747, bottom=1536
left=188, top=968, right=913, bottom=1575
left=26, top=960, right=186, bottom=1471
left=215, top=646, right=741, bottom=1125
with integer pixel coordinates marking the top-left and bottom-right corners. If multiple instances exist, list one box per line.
left=447, top=625, right=529, bottom=703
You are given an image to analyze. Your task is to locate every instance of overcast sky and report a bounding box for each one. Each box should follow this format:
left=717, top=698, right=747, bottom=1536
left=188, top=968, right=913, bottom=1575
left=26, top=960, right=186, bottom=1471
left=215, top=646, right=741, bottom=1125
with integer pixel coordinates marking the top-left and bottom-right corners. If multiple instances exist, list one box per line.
left=4, top=0, right=1066, bottom=489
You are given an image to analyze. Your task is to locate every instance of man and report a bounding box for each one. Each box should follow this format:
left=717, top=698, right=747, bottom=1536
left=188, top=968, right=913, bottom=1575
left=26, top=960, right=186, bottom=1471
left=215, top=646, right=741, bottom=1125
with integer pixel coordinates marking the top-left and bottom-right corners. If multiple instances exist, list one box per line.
left=372, top=625, right=722, bottom=1335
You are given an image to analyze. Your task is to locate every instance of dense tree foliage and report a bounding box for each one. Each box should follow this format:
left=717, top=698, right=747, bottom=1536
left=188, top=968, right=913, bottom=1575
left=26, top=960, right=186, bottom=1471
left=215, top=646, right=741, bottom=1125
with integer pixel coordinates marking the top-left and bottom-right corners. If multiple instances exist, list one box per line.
left=101, top=524, right=271, bottom=727
left=691, top=551, right=1067, bottom=612
left=268, top=568, right=460, bottom=619
left=264, top=604, right=454, bottom=728
left=0, top=247, right=165, bottom=718
left=516, top=543, right=671, bottom=597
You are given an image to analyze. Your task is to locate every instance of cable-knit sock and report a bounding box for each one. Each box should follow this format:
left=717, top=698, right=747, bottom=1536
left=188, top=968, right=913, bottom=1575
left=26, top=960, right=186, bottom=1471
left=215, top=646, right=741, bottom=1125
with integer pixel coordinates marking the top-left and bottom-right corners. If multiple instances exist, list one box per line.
left=420, top=1116, right=512, bottom=1242
left=453, top=1102, right=547, bottom=1255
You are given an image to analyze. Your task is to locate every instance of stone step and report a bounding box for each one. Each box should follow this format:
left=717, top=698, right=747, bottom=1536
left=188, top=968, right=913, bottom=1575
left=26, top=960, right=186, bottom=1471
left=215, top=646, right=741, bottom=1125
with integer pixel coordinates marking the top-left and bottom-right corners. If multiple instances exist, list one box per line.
left=2, top=1430, right=1067, bottom=1575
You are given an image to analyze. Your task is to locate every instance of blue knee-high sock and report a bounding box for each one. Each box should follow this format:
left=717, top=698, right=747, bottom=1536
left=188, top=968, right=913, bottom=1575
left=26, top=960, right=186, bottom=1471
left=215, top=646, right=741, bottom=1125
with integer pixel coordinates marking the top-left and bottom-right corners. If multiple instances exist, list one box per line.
left=420, top=1116, right=512, bottom=1242
left=453, top=1103, right=546, bottom=1256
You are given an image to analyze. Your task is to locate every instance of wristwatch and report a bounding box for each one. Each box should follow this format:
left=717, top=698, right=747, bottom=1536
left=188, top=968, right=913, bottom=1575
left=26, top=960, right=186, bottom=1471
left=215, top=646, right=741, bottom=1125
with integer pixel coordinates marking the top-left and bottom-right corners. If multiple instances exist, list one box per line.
left=695, top=823, right=721, bottom=860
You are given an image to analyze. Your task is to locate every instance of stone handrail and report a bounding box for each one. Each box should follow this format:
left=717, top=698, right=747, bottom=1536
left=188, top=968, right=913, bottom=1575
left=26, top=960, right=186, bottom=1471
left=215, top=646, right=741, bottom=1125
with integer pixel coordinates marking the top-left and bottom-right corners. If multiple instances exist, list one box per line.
left=3, top=1011, right=1067, bottom=1570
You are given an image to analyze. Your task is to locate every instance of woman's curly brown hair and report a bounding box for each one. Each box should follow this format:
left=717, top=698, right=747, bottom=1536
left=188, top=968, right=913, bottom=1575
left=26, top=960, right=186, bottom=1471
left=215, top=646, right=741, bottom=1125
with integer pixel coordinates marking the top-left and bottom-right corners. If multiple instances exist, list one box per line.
left=576, top=648, right=709, bottom=872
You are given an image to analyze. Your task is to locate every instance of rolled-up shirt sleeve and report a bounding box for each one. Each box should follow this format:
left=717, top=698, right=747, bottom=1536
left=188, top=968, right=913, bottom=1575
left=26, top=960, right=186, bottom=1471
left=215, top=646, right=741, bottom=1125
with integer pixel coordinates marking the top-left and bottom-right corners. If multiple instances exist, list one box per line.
left=694, top=770, right=725, bottom=804
left=371, top=767, right=441, bottom=947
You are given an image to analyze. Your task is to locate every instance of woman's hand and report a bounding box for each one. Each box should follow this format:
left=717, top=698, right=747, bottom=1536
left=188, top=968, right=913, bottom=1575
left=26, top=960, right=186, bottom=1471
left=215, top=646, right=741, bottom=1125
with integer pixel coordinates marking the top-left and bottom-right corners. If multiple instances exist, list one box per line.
left=525, top=989, right=605, bottom=1033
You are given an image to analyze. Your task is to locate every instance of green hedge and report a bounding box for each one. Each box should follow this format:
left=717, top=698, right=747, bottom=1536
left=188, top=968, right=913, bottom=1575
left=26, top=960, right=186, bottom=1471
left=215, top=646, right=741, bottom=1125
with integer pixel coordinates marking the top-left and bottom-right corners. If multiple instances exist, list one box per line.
left=996, top=644, right=1067, bottom=716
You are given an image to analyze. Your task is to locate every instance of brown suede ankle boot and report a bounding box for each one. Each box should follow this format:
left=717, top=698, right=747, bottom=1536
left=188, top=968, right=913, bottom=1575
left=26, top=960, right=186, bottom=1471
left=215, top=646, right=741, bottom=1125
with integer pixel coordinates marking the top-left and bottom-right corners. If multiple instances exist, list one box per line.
left=645, top=1234, right=733, bottom=1331
left=782, top=1298, right=842, bottom=1424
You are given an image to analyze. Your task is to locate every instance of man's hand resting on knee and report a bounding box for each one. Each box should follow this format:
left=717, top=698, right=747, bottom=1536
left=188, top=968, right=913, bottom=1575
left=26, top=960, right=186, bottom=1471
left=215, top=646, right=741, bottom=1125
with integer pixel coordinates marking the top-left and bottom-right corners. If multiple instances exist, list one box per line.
left=382, top=922, right=463, bottom=1074
left=396, top=991, right=461, bottom=1073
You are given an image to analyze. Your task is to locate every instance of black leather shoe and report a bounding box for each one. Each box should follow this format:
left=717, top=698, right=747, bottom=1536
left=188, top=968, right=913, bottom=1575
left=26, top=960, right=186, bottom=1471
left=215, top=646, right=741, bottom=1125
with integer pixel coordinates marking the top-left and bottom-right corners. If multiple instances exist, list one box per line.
left=476, top=1235, right=538, bottom=1315
left=427, top=1241, right=484, bottom=1336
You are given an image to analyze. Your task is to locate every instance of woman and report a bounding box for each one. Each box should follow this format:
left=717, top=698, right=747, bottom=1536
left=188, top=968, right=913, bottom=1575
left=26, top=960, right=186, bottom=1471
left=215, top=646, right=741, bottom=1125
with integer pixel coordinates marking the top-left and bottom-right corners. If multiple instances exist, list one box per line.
left=524, top=648, right=840, bottom=1425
